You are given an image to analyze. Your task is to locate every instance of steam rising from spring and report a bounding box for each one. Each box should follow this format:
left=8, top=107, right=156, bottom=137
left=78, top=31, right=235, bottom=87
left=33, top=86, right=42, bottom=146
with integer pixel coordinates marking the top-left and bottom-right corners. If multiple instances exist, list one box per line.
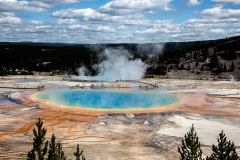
left=78, top=46, right=147, bottom=81
left=136, top=43, right=165, bottom=62
left=77, top=44, right=165, bottom=81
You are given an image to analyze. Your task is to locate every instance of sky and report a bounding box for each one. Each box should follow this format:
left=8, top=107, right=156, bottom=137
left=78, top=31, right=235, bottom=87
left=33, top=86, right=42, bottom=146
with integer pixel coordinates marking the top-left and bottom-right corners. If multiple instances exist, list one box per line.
left=0, top=0, right=240, bottom=43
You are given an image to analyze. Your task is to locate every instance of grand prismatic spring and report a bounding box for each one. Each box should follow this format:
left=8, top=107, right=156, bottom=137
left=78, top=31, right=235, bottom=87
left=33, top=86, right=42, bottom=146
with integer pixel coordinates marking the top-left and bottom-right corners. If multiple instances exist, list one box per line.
left=35, top=90, right=180, bottom=109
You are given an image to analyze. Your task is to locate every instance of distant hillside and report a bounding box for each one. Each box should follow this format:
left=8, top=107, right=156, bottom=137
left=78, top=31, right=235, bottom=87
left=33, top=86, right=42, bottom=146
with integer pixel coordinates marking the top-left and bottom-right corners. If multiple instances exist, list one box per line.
left=0, top=35, right=240, bottom=79
left=148, top=35, right=240, bottom=79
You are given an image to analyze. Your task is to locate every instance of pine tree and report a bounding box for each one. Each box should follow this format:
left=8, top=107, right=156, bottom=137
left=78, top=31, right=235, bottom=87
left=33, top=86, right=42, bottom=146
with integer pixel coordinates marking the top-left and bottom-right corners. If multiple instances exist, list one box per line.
left=27, top=118, right=48, bottom=160
left=74, top=144, right=85, bottom=160
left=48, top=133, right=58, bottom=160
left=207, top=130, right=239, bottom=160
left=57, top=143, right=67, bottom=160
left=178, top=124, right=203, bottom=160
left=27, top=149, right=36, bottom=160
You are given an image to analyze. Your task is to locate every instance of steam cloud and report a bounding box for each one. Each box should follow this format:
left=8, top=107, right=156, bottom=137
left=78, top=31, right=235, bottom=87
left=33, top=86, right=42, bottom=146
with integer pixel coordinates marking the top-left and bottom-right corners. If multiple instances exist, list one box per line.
left=77, top=44, right=164, bottom=81
left=136, top=43, right=165, bottom=61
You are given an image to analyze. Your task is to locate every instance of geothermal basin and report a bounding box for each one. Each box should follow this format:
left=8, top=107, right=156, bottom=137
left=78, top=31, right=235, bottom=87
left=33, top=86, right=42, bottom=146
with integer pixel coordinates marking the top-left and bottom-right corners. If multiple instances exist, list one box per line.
left=0, top=76, right=240, bottom=159
left=35, top=90, right=180, bottom=109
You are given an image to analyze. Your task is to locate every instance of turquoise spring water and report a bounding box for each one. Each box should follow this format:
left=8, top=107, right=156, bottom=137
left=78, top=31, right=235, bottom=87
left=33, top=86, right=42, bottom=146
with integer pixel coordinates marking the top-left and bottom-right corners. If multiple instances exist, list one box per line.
left=36, top=90, right=180, bottom=109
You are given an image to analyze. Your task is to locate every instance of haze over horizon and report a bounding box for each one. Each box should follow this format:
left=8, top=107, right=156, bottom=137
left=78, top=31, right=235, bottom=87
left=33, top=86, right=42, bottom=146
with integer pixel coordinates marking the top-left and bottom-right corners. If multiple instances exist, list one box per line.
left=0, top=0, right=240, bottom=44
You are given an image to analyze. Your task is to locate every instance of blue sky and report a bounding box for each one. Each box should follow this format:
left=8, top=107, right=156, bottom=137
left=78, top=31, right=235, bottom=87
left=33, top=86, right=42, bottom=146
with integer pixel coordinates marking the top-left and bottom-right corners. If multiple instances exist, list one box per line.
left=0, top=0, right=240, bottom=43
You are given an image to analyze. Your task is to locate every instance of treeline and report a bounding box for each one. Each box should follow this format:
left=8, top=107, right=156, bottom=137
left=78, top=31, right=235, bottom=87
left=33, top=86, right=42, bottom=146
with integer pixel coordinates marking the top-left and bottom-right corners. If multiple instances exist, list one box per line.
left=1, top=35, right=240, bottom=76
left=153, top=36, right=240, bottom=76
left=0, top=43, right=159, bottom=76
left=0, top=45, right=99, bottom=76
